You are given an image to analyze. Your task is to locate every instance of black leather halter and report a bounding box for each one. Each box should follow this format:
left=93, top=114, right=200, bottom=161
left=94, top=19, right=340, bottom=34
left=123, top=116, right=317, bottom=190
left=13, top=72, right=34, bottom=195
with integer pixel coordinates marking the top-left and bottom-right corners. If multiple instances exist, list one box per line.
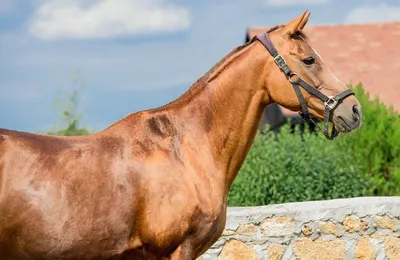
left=256, top=32, right=354, bottom=140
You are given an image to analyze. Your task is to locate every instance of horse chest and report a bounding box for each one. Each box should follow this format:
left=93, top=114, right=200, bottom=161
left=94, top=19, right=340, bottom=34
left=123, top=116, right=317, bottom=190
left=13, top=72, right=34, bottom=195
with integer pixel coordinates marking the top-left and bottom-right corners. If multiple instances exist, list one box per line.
left=137, top=173, right=227, bottom=256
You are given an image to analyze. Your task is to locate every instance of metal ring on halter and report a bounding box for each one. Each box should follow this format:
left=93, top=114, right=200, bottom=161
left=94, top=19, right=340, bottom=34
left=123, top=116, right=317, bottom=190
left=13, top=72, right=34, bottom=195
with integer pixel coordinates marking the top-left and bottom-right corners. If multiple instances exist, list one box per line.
left=324, top=96, right=338, bottom=110
left=288, top=73, right=299, bottom=84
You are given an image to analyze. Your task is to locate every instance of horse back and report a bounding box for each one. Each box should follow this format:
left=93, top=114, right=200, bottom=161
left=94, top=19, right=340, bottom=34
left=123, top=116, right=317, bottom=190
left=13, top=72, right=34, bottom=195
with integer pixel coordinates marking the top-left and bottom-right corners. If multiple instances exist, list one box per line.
left=0, top=128, right=141, bottom=259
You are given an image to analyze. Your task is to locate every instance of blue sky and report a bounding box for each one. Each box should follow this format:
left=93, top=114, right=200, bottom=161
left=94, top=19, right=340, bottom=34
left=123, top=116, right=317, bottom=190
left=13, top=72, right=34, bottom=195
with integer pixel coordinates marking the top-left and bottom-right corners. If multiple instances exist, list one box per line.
left=1, top=0, right=400, bottom=133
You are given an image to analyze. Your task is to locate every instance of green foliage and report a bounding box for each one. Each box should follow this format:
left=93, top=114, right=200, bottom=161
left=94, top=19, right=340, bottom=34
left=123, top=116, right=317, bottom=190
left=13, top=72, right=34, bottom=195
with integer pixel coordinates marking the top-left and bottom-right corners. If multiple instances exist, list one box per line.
left=337, top=83, right=400, bottom=195
left=228, top=125, right=368, bottom=206
left=47, top=69, right=93, bottom=136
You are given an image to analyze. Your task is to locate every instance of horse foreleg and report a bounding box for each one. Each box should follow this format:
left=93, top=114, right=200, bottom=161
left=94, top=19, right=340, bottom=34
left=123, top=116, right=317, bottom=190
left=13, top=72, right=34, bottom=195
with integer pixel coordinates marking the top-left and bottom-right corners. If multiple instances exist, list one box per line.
left=169, top=244, right=196, bottom=260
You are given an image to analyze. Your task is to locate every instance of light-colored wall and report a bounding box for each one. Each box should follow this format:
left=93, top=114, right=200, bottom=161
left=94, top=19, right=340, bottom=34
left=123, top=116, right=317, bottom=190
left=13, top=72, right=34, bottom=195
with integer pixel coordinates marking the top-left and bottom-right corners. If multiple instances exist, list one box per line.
left=200, top=197, right=400, bottom=260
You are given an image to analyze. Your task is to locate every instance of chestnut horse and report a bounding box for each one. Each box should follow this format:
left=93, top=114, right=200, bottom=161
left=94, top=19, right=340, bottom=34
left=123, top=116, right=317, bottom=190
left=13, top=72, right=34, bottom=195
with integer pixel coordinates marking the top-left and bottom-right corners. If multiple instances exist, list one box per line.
left=0, top=11, right=362, bottom=260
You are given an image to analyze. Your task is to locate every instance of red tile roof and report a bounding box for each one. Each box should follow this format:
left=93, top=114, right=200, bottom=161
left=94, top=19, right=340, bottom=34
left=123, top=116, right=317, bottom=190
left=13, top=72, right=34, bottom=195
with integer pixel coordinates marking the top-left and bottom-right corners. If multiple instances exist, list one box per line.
left=247, top=22, right=400, bottom=115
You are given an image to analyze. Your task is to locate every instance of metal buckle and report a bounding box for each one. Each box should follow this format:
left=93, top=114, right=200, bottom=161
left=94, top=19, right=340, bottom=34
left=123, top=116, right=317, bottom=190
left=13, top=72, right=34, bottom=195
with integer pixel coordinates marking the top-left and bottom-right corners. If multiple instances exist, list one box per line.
left=324, top=96, right=338, bottom=110
left=274, top=55, right=287, bottom=70
left=288, top=73, right=299, bottom=84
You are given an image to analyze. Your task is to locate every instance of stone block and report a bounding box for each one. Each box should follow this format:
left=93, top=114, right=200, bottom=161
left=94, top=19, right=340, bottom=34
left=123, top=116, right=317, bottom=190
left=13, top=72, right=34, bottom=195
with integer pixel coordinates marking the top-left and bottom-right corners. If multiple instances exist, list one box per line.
left=355, top=237, right=375, bottom=260
left=218, top=239, right=258, bottom=260
left=236, top=223, right=258, bottom=236
left=267, top=244, right=285, bottom=260
left=260, top=216, right=295, bottom=237
left=320, top=221, right=339, bottom=236
left=376, top=216, right=396, bottom=231
left=343, top=215, right=360, bottom=232
left=384, top=236, right=400, bottom=260
left=293, top=238, right=346, bottom=260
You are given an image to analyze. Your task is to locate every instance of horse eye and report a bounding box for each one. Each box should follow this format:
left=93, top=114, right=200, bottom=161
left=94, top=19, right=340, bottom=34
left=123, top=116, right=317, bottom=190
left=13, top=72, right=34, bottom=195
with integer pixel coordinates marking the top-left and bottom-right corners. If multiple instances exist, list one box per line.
left=302, top=57, right=316, bottom=65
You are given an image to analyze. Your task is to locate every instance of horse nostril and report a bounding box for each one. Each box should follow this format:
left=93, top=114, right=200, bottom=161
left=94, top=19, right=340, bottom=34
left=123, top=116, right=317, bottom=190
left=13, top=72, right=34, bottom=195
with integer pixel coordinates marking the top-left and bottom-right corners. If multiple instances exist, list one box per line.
left=352, top=105, right=360, bottom=121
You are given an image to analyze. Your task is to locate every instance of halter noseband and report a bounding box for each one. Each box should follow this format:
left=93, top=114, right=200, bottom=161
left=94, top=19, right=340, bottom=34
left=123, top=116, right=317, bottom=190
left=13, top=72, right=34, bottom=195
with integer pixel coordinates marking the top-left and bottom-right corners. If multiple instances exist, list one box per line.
left=256, top=32, right=354, bottom=140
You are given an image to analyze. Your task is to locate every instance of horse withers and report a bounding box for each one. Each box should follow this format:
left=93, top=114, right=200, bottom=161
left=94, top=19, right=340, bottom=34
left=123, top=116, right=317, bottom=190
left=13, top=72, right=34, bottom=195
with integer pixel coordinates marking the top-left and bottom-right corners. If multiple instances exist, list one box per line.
left=0, top=10, right=361, bottom=260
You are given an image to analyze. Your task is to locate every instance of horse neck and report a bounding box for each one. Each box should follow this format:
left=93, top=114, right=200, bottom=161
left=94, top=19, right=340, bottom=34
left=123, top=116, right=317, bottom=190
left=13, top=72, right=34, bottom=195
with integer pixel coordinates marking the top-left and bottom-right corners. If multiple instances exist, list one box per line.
left=183, top=40, right=271, bottom=192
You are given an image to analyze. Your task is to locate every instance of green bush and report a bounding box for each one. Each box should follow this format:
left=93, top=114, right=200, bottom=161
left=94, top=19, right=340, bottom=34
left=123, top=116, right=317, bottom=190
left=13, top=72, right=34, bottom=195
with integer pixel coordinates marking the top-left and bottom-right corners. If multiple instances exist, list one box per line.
left=228, top=125, right=368, bottom=206
left=47, top=69, right=92, bottom=136
left=337, top=83, right=400, bottom=195
left=47, top=88, right=91, bottom=136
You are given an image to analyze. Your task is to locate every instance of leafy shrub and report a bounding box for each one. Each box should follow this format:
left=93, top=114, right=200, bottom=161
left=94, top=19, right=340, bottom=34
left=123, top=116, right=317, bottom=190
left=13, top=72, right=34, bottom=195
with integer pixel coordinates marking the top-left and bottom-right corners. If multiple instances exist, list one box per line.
left=337, top=83, right=400, bottom=195
left=228, top=125, right=368, bottom=206
left=47, top=88, right=91, bottom=136
left=47, top=69, right=92, bottom=136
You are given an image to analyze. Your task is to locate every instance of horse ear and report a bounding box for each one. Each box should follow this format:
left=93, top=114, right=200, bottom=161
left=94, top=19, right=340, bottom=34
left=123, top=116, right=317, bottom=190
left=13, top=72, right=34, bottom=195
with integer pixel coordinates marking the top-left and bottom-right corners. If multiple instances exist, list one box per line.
left=282, top=10, right=310, bottom=36
left=299, top=10, right=311, bottom=30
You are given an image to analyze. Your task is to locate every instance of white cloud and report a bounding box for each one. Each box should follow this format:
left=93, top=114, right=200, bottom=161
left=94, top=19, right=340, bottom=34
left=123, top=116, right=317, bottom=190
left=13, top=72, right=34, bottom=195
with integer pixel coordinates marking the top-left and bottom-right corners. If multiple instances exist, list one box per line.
left=264, top=0, right=330, bottom=7
left=345, top=3, right=400, bottom=24
left=28, top=0, right=191, bottom=40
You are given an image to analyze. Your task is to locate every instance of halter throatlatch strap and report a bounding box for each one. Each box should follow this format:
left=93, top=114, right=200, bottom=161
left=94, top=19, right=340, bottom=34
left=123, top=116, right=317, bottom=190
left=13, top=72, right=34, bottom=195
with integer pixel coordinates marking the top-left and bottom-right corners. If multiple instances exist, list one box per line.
left=256, top=32, right=355, bottom=140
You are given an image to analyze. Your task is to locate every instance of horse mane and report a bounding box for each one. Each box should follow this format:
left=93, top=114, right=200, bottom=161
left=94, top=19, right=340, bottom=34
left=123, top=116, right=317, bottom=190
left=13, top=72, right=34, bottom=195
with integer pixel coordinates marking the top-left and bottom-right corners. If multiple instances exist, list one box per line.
left=150, top=25, right=308, bottom=112
left=267, top=24, right=309, bottom=41
left=150, top=36, right=258, bottom=111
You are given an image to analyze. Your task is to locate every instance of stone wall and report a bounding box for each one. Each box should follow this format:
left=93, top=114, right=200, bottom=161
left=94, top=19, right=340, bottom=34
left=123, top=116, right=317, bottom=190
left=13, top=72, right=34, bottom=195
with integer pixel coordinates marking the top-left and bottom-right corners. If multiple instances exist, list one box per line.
left=200, top=197, right=400, bottom=260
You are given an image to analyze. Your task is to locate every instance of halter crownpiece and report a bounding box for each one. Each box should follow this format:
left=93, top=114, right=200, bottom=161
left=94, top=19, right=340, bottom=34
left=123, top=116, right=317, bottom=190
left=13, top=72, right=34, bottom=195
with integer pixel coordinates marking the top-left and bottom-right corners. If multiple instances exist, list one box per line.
left=256, top=32, right=355, bottom=140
